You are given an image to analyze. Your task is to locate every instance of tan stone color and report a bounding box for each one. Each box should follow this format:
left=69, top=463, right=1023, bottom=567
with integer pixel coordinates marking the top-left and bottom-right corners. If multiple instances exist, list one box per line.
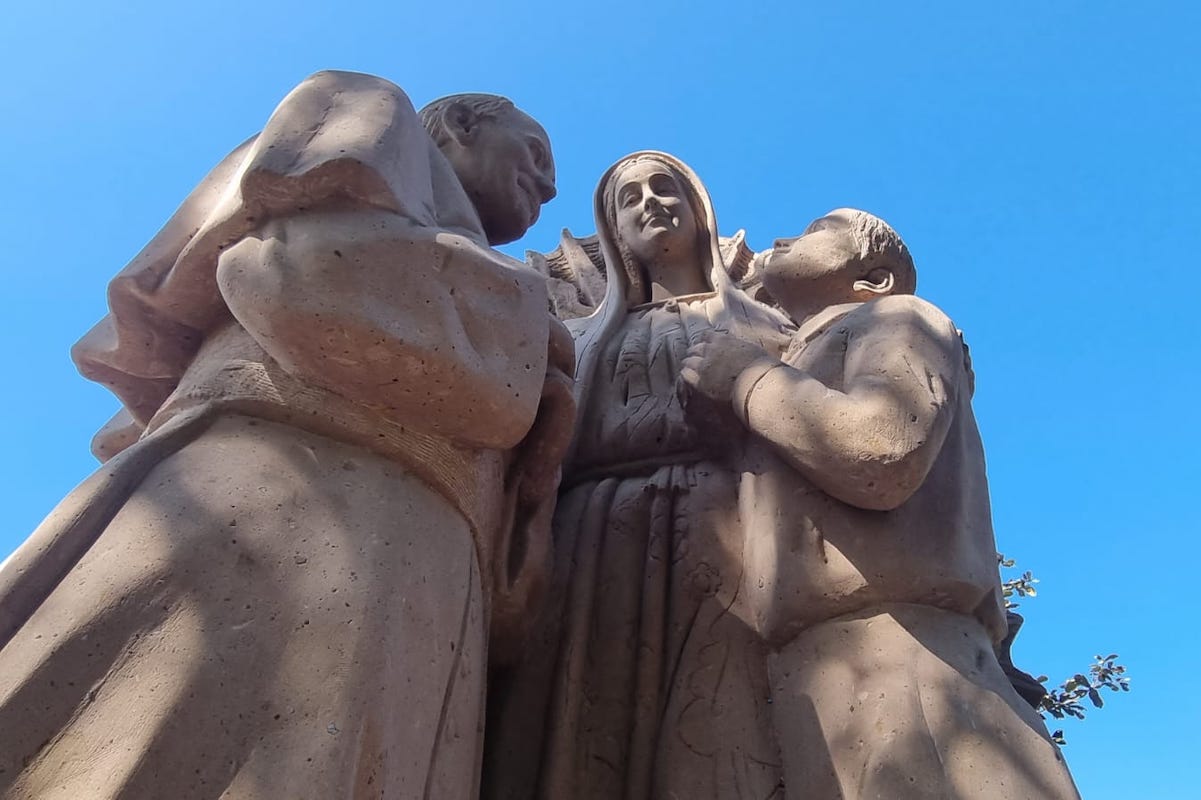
left=484, top=152, right=792, bottom=800
left=527, top=228, right=760, bottom=319
left=680, top=208, right=1080, bottom=798
left=0, top=71, right=573, bottom=798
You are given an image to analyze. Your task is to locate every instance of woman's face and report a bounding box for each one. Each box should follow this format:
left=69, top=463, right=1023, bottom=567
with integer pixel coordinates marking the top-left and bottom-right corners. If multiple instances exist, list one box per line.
left=612, top=160, right=698, bottom=265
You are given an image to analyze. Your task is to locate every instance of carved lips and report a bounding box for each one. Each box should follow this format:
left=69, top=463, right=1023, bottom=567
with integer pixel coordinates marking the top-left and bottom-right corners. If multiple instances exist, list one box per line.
left=641, top=207, right=678, bottom=233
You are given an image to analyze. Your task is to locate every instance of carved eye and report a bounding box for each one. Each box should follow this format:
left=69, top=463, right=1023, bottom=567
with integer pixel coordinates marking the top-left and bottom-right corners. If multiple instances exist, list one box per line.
left=649, top=174, right=679, bottom=198
left=619, top=186, right=641, bottom=209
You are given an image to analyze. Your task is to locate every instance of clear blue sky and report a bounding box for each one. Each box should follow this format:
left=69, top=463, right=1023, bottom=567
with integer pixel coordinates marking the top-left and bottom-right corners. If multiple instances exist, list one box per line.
left=2, top=1, right=1196, bottom=795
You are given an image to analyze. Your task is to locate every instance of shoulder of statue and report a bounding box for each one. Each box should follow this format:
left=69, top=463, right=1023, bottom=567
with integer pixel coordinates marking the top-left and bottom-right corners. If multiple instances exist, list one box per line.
left=851, top=294, right=958, bottom=340
left=302, top=69, right=414, bottom=101
left=849, top=296, right=973, bottom=391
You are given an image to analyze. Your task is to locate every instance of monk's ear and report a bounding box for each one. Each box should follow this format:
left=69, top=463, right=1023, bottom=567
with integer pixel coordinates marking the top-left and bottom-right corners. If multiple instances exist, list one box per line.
left=852, top=267, right=895, bottom=297
left=445, top=101, right=479, bottom=144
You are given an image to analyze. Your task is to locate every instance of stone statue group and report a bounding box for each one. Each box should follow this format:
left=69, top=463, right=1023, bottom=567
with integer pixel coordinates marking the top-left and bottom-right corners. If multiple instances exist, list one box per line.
left=0, top=72, right=1081, bottom=799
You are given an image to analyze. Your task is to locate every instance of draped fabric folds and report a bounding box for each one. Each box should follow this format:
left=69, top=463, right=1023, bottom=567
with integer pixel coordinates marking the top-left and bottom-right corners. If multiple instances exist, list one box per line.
left=484, top=152, right=790, bottom=799
left=0, top=70, right=560, bottom=799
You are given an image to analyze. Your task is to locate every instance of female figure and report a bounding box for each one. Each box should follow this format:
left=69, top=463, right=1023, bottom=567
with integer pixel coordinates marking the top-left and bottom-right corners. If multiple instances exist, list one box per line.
left=487, top=152, right=790, bottom=799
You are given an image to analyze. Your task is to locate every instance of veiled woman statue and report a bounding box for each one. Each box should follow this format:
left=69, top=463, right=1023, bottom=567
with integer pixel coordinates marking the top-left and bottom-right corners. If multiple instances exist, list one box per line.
left=485, top=152, right=792, bottom=799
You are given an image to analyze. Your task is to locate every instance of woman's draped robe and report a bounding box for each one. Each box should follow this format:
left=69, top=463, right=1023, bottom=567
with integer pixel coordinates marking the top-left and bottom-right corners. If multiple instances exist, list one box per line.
left=488, top=300, right=787, bottom=799
left=486, top=151, right=794, bottom=800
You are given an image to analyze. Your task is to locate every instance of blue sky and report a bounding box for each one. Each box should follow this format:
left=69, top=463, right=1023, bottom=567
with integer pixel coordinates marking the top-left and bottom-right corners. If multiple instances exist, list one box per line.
left=1, top=1, right=1196, bottom=794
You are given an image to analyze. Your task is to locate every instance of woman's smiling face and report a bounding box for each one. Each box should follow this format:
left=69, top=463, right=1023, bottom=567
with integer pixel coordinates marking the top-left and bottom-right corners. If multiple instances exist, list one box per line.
left=612, top=159, right=698, bottom=265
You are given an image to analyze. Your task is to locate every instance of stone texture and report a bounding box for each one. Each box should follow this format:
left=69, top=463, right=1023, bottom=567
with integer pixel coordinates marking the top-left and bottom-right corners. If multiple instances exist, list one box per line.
left=0, top=71, right=572, bottom=799
left=528, top=228, right=763, bottom=319
left=680, top=208, right=1081, bottom=799
left=768, top=604, right=1078, bottom=799
left=483, top=152, right=792, bottom=799
left=1, top=79, right=1084, bottom=798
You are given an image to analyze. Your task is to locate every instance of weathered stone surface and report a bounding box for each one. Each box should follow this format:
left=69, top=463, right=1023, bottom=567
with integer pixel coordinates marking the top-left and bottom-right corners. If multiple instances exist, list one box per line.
left=484, top=152, right=792, bottom=799
left=680, top=208, right=1081, bottom=799
left=528, top=227, right=763, bottom=319
left=1, top=73, right=1082, bottom=798
left=0, top=70, right=572, bottom=799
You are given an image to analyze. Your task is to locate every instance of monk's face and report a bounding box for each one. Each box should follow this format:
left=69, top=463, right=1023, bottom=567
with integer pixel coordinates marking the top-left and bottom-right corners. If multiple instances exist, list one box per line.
left=612, top=160, right=699, bottom=267
left=763, top=210, right=860, bottom=296
left=451, top=108, right=556, bottom=245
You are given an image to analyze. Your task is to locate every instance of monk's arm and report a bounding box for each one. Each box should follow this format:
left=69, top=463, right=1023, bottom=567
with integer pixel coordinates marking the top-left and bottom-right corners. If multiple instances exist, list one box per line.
left=733, top=296, right=964, bottom=511
left=216, top=214, right=550, bottom=451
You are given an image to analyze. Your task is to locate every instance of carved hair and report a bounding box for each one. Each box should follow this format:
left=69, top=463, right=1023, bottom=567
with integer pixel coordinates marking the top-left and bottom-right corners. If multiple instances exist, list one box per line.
left=419, top=93, right=516, bottom=145
left=840, top=208, right=917, bottom=295
left=599, top=153, right=709, bottom=306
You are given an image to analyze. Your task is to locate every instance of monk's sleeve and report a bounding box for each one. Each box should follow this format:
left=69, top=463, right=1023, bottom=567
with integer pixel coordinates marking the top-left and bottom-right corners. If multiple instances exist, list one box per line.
left=212, top=70, right=547, bottom=450
left=733, top=295, right=964, bottom=511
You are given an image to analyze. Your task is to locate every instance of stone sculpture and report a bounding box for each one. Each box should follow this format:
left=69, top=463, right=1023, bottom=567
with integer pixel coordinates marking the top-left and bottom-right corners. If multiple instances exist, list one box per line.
left=484, top=151, right=794, bottom=799
left=528, top=228, right=762, bottom=320
left=0, top=71, right=573, bottom=799
left=0, top=68, right=1083, bottom=797
left=680, top=208, right=1081, bottom=798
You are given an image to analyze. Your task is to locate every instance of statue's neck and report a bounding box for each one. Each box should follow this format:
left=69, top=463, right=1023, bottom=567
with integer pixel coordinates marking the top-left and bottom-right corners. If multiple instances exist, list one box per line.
left=645, top=258, right=710, bottom=302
